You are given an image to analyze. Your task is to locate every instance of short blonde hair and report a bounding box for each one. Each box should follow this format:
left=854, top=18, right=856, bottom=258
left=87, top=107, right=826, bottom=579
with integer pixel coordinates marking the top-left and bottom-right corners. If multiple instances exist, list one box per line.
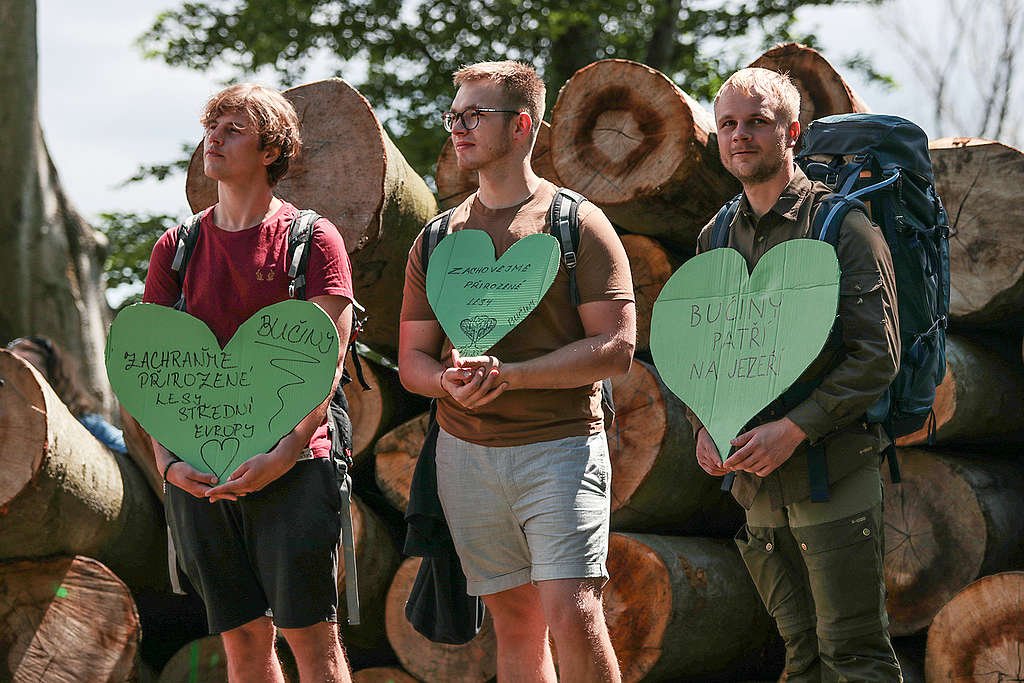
left=713, top=67, right=800, bottom=126
left=201, top=83, right=302, bottom=185
left=453, top=61, right=546, bottom=138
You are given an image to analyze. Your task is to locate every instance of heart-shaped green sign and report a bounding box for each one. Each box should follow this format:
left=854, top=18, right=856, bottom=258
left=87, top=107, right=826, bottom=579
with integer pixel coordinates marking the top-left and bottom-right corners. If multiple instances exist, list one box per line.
left=650, top=240, right=840, bottom=461
left=426, top=230, right=561, bottom=355
left=105, top=300, right=339, bottom=478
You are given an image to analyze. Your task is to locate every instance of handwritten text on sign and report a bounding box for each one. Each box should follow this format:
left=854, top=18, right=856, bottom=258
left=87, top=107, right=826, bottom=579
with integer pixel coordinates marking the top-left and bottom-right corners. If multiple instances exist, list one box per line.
left=426, top=230, right=561, bottom=356
left=106, top=300, right=339, bottom=478
left=650, top=241, right=840, bottom=461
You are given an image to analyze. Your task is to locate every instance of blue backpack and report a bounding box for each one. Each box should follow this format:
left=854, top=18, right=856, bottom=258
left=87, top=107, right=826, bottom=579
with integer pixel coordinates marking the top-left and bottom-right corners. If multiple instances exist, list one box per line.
left=712, top=114, right=950, bottom=493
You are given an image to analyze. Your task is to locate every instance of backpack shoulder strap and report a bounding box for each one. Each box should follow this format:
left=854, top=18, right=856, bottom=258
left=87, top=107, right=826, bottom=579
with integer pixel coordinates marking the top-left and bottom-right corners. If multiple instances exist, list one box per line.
left=711, top=195, right=742, bottom=249
left=811, top=194, right=869, bottom=246
left=421, top=208, right=457, bottom=272
left=287, top=209, right=321, bottom=300
left=169, top=211, right=205, bottom=312
left=549, top=187, right=586, bottom=306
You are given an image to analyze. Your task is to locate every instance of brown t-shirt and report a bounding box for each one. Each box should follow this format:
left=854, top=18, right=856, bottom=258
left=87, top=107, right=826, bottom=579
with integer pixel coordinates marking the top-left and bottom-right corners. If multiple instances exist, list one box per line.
left=402, top=180, right=634, bottom=446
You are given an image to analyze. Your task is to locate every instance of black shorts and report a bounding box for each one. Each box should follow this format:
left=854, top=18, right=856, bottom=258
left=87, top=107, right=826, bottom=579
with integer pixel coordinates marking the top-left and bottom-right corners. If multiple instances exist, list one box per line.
left=165, top=457, right=343, bottom=634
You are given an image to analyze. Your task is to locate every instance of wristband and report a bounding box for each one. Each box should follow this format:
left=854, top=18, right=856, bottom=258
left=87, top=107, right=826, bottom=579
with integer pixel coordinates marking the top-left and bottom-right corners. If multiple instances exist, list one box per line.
left=161, top=456, right=182, bottom=493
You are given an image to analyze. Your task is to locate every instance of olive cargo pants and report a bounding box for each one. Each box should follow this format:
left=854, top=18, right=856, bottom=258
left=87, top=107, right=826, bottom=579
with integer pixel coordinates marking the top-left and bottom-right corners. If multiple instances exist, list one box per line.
left=735, top=461, right=901, bottom=682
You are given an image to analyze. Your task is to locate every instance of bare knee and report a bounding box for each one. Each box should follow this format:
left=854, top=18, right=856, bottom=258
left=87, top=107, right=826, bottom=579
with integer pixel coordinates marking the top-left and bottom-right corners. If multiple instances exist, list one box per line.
left=221, top=616, right=276, bottom=656
left=484, top=584, right=547, bottom=638
left=539, top=579, right=607, bottom=638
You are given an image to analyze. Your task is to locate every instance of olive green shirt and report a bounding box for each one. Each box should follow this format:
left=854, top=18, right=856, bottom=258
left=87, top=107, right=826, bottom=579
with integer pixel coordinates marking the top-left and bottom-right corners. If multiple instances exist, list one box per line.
left=689, top=166, right=900, bottom=510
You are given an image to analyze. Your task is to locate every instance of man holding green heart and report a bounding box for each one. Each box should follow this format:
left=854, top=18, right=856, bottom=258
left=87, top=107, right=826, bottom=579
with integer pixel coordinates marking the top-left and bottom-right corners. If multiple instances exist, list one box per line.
left=400, top=61, right=635, bottom=683
left=141, top=84, right=355, bottom=682
left=691, top=68, right=902, bottom=681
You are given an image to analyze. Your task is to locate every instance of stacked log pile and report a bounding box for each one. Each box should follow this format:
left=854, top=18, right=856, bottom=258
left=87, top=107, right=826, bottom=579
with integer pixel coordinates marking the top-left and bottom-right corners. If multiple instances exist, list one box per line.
left=5, top=47, right=1023, bottom=680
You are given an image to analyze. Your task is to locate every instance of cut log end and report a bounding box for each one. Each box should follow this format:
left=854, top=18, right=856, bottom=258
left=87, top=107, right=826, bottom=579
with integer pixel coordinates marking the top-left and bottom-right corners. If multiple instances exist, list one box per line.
left=749, top=43, right=869, bottom=131
left=353, top=667, right=420, bottom=683
left=0, top=556, right=140, bottom=683
left=620, top=234, right=677, bottom=352
left=0, top=351, right=47, bottom=506
left=602, top=534, right=672, bottom=681
left=883, top=449, right=987, bottom=635
left=384, top=557, right=496, bottom=683
left=551, top=59, right=700, bottom=206
left=925, top=571, right=1024, bottom=681
left=374, top=412, right=430, bottom=512
left=929, top=138, right=1024, bottom=326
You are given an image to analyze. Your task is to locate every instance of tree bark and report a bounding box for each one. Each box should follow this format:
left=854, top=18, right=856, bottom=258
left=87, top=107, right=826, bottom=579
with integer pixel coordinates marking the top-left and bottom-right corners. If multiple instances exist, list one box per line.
left=550, top=59, right=740, bottom=251
left=929, top=137, right=1024, bottom=327
left=882, top=449, right=1024, bottom=635
left=608, top=360, right=743, bottom=535
left=186, top=78, right=439, bottom=357
left=604, top=533, right=779, bottom=682
left=436, top=120, right=560, bottom=209
left=384, top=557, right=497, bottom=683
left=0, top=0, right=113, bottom=414
left=896, top=334, right=1024, bottom=447
left=0, top=556, right=140, bottom=683
left=620, top=234, right=679, bottom=353
left=338, top=495, right=401, bottom=655
left=924, top=571, right=1024, bottom=681
left=353, top=667, right=420, bottom=683
left=748, top=42, right=870, bottom=133
left=0, top=351, right=168, bottom=591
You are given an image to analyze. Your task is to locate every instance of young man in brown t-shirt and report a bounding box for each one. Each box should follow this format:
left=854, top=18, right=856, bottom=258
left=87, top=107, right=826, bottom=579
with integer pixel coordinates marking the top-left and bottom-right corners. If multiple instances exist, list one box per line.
left=399, top=61, right=635, bottom=682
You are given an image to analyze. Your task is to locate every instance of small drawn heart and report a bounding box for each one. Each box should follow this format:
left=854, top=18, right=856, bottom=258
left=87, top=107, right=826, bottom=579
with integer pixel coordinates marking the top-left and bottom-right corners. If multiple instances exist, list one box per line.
left=201, top=438, right=242, bottom=479
left=460, top=316, right=497, bottom=344
left=426, top=230, right=561, bottom=355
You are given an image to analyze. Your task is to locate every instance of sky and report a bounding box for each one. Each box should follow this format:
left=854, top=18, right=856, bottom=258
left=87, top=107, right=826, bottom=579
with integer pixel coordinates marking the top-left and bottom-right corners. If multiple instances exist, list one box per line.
left=37, top=0, right=944, bottom=223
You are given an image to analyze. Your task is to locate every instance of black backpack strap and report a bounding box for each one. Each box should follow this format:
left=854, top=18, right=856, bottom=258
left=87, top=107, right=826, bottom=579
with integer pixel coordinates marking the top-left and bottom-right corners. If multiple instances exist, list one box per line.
left=287, top=209, right=320, bottom=301
left=169, top=211, right=205, bottom=312
left=549, top=187, right=585, bottom=306
left=421, top=208, right=457, bottom=272
left=711, top=195, right=742, bottom=250
left=286, top=209, right=372, bottom=391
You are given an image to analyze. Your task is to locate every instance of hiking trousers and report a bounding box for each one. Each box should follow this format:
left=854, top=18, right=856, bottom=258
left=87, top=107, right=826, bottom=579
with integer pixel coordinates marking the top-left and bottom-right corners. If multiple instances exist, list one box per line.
left=734, top=460, right=901, bottom=682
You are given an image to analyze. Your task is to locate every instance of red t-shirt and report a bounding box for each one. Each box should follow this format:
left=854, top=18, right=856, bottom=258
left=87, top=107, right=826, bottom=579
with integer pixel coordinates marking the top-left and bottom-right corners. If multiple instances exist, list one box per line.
left=143, top=201, right=353, bottom=458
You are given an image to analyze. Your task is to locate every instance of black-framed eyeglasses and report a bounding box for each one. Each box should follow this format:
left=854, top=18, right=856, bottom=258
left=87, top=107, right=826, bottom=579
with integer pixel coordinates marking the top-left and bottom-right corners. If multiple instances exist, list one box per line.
left=442, top=108, right=522, bottom=132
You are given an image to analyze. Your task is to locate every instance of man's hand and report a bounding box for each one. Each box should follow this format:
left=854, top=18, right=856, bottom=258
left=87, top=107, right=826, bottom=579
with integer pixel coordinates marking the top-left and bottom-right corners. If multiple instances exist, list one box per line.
left=205, top=444, right=296, bottom=502
left=723, top=417, right=806, bottom=478
left=695, top=427, right=730, bottom=477
left=166, top=460, right=220, bottom=498
left=442, top=349, right=508, bottom=409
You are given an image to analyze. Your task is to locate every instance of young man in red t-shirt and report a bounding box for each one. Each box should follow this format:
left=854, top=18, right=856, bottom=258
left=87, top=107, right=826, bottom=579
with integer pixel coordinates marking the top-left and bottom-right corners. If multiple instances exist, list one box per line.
left=142, top=84, right=354, bottom=682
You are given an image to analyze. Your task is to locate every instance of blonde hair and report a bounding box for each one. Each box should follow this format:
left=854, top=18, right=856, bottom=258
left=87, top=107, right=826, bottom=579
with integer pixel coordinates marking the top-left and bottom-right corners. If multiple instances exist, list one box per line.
left=453, top=61, right=546, bottom=139
left=201, top=83, right=302, bottom=185
left=714, top=67, right=800, bottom=126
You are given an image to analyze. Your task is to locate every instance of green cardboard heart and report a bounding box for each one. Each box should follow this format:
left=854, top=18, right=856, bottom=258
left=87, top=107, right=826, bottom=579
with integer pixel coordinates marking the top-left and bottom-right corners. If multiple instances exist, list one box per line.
left=426, top=230, right=561, bottom=355
left=105, top=300, right=339, bottom=478
left=650, top=240, right=840, bottom=461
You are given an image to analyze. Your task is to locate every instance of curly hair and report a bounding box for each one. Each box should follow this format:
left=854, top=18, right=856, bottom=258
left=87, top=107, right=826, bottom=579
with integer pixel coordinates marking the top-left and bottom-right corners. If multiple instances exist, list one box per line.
left=200, top=83, right=302, bottom=186
left=6, top=336, right=96, bottom=417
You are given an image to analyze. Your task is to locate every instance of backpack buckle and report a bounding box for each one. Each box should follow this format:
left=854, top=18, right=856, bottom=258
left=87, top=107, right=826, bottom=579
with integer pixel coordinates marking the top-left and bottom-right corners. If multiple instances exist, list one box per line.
left=563, top=251, right=578, bottom=269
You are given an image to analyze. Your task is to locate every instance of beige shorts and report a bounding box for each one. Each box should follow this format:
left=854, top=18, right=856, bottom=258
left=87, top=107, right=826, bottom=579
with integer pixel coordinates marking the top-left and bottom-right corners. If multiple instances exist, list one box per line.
left=435, top=429, right=611, bottom=596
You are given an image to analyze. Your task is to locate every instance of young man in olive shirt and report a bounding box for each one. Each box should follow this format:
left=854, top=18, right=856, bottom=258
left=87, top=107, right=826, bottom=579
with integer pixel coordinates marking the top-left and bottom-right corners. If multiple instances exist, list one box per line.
left=399, top=61, right=635, bottom=682
left=691, top=68, right=902, bottom=681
